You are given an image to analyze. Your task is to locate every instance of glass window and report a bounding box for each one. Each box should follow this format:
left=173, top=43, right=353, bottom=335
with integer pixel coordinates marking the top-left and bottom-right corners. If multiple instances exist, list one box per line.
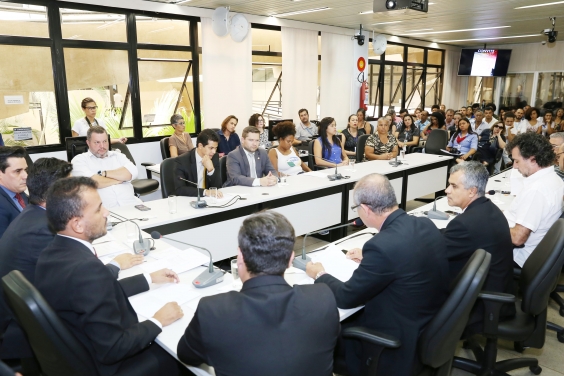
left=137, top=50, right=195, bottom=137
left=252, top=55, right=282, bottom=121
left=407, top=47, right=424, bottom=64
left=60, top=9, right=126, bottom=42
left=499, top=73, right=533, bottom=109
left=136, top=17, right=190, bottom=46
left=383, top=65, right=403, bottom=113
left=368, top=42, right=381, bottom=60
left=64, top=48, right=133, bottom=139
left=0, top=3, right=48, bottom=38
left=467, top=77, right=494, bottom=106
left=405, top=66, right=424, bottom=111
left=251, top=28, right=282, bottom=53
left=367, top=63, right=381, bottom=117
left=536, top=72, right=564, bottom=108
left=424, top=67, right=442, bottom=110
left=427, top=49, right=443, bottom=65
left=385, top=44, right=403, bottom=62
left=0, top=45, right=58, bottom=146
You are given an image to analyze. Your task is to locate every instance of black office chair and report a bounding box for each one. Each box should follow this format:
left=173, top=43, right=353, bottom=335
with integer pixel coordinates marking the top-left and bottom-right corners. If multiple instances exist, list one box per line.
left=64, top=136, right=90, bottom=162
left=334, top=249, right=491, bottom=376
left=412, top=129, right=448, bottom=154
left=109, top=143, right=159, bottom=196
left=307, top=140, right=328, bottom=171
left=355, top=134, right=370, bottom=162
left=159, top=157, right=177, bottom=198
left=160, top=137, right=171, bottom=160
left=453, top=219, right=564, bottom=375
left=219, top=156, right=227, bottom=186
left=2, top=271, right=98, bottom=376
left=550, top=212, right=564, bottom=319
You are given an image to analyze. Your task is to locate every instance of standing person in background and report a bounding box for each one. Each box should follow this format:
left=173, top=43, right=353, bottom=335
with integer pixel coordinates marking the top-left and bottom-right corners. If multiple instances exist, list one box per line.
left=248, top=113, right=270, bottom=149
left=72, top=97, right=127, bottom=144
left=168, top=114, right=195, bottom=158
left=341, top=114, right=365, bottom=158
left=293, top=108, right=318, bottom=145
left=217, top=115, right=240, bottom=156
left=268, top=121, right=311, bottom=175
left=313, top=117, right=349, bottom=168
left=356, top=108, right=374, bottom=135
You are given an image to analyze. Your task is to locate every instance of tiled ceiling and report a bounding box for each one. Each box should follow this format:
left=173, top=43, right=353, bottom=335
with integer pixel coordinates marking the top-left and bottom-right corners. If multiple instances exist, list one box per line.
left=145, top=0, right=564, bottom=46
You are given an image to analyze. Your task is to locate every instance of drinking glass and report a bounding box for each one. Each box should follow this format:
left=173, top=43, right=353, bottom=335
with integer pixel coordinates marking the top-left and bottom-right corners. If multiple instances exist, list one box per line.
left=168, top=195, right=177, bottom=214
left=349, top=159, right=356, bottom=172
left=231, top=259, right=239, bottom=280
left=208, top=187, right=218, bottom=204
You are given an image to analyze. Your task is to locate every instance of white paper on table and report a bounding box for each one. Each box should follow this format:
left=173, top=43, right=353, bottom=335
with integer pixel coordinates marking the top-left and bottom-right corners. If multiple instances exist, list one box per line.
left=93, top=241, right=132, bottom=257
left=129, top=284, right=200, bottom=318
left=149, top=247, right=182, bottom=260
left=309, top=245, right=360, bottom=282
left=302, top=170, right=331, bottom=179
left=139, top=249, right=209, bottom=274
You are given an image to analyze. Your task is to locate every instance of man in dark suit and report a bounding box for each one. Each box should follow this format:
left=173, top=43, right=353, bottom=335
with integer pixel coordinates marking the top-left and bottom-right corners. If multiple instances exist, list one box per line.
left=223, top=126, right=277, bottom=187
left=442, top=162, right=515, bottom=324
left=306, top=173, right=450, bottom=376
left=177, top=211, right=340, bottom=376
left=174, top=129, right=223, bottom=197
left=0, top=159, right=143, bottom=366
left=34, top=177, right=187, bottom=376
left=0, top=146, right=29, bottom=239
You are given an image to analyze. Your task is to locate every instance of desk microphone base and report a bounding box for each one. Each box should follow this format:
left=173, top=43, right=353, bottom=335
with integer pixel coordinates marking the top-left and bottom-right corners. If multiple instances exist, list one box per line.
left=427, top=210, right=449, bottom=220
left=190, top=200, right=208, bottom=209
left=292, top=254, right=312, bottom=271
left=327, top=173, right=344, bottom=181
left=389, top=160, right=403, bottom=167
left=133, top=239, right=152, bottom=256
left=193, top=268, right=224, bottom=288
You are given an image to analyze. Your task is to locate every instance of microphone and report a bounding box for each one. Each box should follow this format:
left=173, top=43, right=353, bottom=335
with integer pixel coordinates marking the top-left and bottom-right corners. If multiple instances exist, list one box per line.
left=178, top=177, right=208, bottom=209
left=427, top=195, right=449, bottom=220
left=487, top=190, right=496, bottom=195
left=389, top=154, right=403, bottom=167
left=317, top=157, right=343, bottom=181
left=151, top=231, right=224, bottom=288
left=293, top=222, right=352, bottom=271
left=117, top=218, right=152, bottom=256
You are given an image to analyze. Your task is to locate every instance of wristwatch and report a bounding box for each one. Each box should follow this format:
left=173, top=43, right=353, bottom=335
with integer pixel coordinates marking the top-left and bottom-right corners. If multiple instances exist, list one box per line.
left=97, top=170, right=106, bottom=177
left=97, top=170, right=102, bottom=176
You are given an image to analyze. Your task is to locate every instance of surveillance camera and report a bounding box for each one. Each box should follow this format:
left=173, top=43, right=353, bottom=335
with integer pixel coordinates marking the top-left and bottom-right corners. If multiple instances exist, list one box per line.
left=356, top=34, right=365, bottom=45
left=542, top=28, right=558, bottom=43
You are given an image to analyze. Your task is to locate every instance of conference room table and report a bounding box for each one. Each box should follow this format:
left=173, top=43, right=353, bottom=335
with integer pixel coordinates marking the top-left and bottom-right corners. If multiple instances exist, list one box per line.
left=111, top=153, right=452, bottom=261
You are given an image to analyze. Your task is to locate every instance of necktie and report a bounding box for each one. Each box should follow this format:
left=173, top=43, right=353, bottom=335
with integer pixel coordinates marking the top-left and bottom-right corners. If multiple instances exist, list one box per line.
left=93, top=247, right=98, bottom=258
left=202, top=167, right=207, bottom=189
left=249, top=153, right=257, bottom=178
left=15, top=193, right=26, bottom=209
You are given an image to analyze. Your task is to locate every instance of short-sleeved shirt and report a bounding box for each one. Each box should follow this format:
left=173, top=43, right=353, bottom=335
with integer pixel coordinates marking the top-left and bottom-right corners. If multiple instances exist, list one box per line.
left=71, top=150, right=142, bottom=209
left=295, top=123, right=318, bottom=141
left=366, top=134, right=398, bottom=155
left=72, top=117, right=107, bottom=136
left=415, top=120, right=430, bottom=134
left=168, top=133, right=195, bottom=156
left=217, top=130, right=241, bottom=156
left=505, top=167, right=564, bottom=267
left=447, top=133, right=478, bottom=155
left=341, top=128, right=366, bottom=152
left=396, top=124, right=418, bottom=143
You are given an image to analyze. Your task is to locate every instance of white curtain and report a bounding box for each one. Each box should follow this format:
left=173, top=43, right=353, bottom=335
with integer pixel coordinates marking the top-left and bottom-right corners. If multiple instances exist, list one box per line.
left=201, top=18, right=252, bottom=132
left=442, top=50, right=467, bottom=109
left=281, top=27, right=318, bottom=123
left=320, top=32, right=354, bottom=129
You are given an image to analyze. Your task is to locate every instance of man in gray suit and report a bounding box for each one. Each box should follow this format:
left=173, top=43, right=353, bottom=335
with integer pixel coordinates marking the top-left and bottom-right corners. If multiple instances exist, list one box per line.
left=223, top=126, right=277, bottom=187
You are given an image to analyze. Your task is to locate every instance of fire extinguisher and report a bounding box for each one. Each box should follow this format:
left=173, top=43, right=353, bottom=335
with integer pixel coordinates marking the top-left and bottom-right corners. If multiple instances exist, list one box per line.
left=360, top=81, right=368, bottom=111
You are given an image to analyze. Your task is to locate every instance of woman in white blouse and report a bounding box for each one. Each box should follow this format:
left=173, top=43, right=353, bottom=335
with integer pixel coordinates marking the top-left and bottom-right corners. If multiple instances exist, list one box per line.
left=72, top=97, right=127, bottom=144
left=268, top=121, right=311, bottom=176
left=522, top=107, right=542, bottom=135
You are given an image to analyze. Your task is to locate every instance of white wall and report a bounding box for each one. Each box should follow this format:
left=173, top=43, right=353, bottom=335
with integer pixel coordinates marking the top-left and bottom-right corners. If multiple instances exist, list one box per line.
left=488, top=41, right=564, bottom=73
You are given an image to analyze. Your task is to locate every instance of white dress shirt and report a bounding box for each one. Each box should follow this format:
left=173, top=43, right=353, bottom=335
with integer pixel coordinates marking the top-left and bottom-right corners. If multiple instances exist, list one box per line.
left=244, top=149, right=261, bottom=187
left=510, top=119, right=528, bottom=135
left=72, top=117, right=107, bottom=137
left=71, top=150, right=142, bottom=209
left=504, top=167, right=564, bottom=267
left=195, top=151, right=215, bottom=190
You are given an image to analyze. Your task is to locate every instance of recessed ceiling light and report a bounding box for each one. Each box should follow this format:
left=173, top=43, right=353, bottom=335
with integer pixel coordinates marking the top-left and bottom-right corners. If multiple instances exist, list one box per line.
left=438, top=34, right=539, bottom=43
left=403, top=25, right=510, bottom=36
left=359, top=10, right=373, bottom=14
left=175, top=0, right=191, bottom=4
left=407, top=28, right=433, bottom=32
left=515, top=1, right=564, bottom=9
left=270, top=7, right=331, bottom=17
left=372, top=21, right=402, bottom=25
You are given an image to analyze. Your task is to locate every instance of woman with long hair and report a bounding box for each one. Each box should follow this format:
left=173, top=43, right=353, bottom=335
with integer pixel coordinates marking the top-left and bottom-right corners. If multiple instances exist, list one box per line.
left=248, top=113, right=270, bottom=148
left=554, top=108, right=564, bottom=132
left=168, top=114, right=195, bottom=157
left=356, top=108, right=373, bottom=134
left=394, top=114, right=419, bottom=150
left=364, top=118, right=398, bottom=161
left=341, top=114, right=365, bottom=157
left=447, top=117, right=478, bottom=164
left=523, top=107, right=541, bottom=134
left=421, top=112, right=446, bottom=140
left=217, top=115, right=240, bottom=156
left=478, top=122, right=506, bottom=167
left=268, top=121, right=311, bottom=175
left=313, top=117, right=349, bottom=167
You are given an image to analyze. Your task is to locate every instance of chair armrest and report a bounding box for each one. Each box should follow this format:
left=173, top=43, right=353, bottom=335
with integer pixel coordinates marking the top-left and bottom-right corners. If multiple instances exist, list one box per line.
left=478, top=291, right=516, bottom=335
left=478, top=292, right=516, bottom=304
left=513, top=267, right=522, bottom=278
left=314, top=165, right=329, bottom=170
left=342, top=326, right=401, bottom=349
left=141, top=162, right=155, bottom=167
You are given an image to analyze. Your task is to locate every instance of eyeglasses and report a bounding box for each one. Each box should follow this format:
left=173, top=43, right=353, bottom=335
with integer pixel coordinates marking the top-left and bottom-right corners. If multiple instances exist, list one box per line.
left=85, top=106, right=98, bottom=110
left=494, top=125, right=504, bottom=129
left=351, top=203, right=362, bottom=211
left=174, top=122, right=186, bottom=126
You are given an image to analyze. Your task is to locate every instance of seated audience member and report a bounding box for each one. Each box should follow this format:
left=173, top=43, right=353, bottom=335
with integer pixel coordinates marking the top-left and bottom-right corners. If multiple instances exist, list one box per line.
left=466, top=106, right=474, bottom=119
left=384, top=114, right=397, bottom=134
left=477, top=122, right=506, bottom=168
left=313, top=117, right=349, bottom=167
left=447, top=118, right=478, bottom=164
left=394, top=114, right=420, bottom=150
left=306, top=173, right=449, bottom=376
left=421, top=111, right=446, bottom=140
left=178, top=211, right=339, bottom=376
left=0, top=146, right=28, bottom=239
left=445, top=109, right=455, bottom=130
left=294, top=108, right=318, bottom=145
left=0, top=134, right=3, bottom=147
left=0, top=159, right=142, bottom=364
left=71, top=126, right=142, bottom=209
left=522, top=107, right=542, bottom=135
left=442, top=162, right=515, bottom=325
left=224, top=126, right=277, bottom=187
left=217, top=115, right=240, bottom=156
left=356, top=108, right=373, bottom=135
left=341, top=114, right=366, bottom=157
left=482, top=107, right=498, bottom=130
left=448, top=112, right=463, bottom=136
left=365, top=118, right=398, bottom=161
left=248, top=113, right=270, bottom=148
left=168, top=114, right=195, bottom=157
left=470, top=110, right=487, bottom=135
left=72, top=97, right=127, bottom=144
left=440, top=104, right=446, bottom=112
left=174, top=129, right=223, bottom=198
left=35, top=177, right=187, bottom=376
left=541, top=111, right=555, bottom=137
left=415, top=110, right=430, bottom=137
left=430, top=104, right=440, bottom=113
left=549, top=132, right=564, bottom=181
left=552, top=108, right=564, bottom=133
left=268, top=121, right=311, bottom=175
left=505, top=133, right=564, bottom=267
left=507, top=108, right=527, bottom=141
left=414, top=107, right=422, bottom=120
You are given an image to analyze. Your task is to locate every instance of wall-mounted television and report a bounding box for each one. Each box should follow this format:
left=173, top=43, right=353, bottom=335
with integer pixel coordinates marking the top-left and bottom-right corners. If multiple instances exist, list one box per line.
left=457, top=49, right=512, bottom=77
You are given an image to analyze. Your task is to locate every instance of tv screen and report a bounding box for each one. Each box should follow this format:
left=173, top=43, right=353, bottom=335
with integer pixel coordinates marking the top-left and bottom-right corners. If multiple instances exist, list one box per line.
left=458, top=49, right=512, bottom=77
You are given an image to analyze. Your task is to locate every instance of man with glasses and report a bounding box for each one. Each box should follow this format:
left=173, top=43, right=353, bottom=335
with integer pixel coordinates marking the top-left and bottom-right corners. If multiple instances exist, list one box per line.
left=71, top=126, right=142, bottom=209
left=306, top=173, right=449, bottom=376
left=549, top=132, right=564, bottom=181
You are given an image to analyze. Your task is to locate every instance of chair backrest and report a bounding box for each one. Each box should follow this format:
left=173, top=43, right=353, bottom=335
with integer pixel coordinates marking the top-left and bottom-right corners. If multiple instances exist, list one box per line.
left=65, top=136, right=88, bottom=162
left=424, top=129, right=449, bottom=155
left=418, top=249, right=491, bottom=369
left=219, top=156, right=227, bottom=186
left=207, top=128, right=220, bottom=133
left=110, top=142, right=136, bottom=165
left=160, top=157, right=177, bottom=198
left=356, top=134, right=370, bottom=161
left=308, top=140, right=316, bottom=170
left=2, top=271, right=98, bottom=376
left=520, top=219, right=564, bottom=315
left=160, top=137, right=171, bottom=160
